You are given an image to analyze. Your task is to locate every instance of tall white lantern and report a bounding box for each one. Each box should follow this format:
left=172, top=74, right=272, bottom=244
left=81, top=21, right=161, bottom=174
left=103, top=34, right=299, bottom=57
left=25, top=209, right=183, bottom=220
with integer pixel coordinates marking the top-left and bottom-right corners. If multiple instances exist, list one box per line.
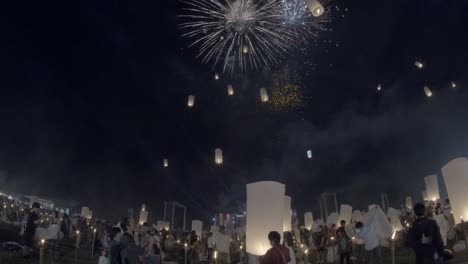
left=424, top=86, right=433, bottom=97
left=283, top=196, right=292, bottom=232
left=246, top=181, right=285, bottom=256
left=259, top=88, right=269, bottom=102
left=387, top=208, right=404, bottom=232
left=187, top=95, right=195, bottom=107
left=227, top=84, right=234, bottom=96
left=405, top=196, right=413, bottom=209
left=139, top=204, right=148, bottom=225
left=163, top=159, right=169, bottom=167
left=215, top=148, right=223, bottom=164
left=338, top=204, right=352, bottom=224
left=422, top=190, right=428, bottom=201
left=304, top=0, right=324, bottom=17
left=442, top=158, right=468, bottom=224
left=307, top=150, right=312, bottom=159
left=304, top=212, right=313, bottom=230
left=424, top=174, right=440, bottom=201
left=192, top=220, right=203, bottom=237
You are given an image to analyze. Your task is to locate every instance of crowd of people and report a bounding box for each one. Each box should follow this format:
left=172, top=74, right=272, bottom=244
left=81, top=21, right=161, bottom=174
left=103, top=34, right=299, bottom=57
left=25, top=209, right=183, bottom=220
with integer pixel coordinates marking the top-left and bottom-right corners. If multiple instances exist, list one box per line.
left=1, top=194, right=467, bottom=264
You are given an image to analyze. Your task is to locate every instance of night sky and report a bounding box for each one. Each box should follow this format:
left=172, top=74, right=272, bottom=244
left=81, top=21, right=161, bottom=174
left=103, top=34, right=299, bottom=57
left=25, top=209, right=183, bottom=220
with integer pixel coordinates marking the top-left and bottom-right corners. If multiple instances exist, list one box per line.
left=1, top=0, right=467, bottom=222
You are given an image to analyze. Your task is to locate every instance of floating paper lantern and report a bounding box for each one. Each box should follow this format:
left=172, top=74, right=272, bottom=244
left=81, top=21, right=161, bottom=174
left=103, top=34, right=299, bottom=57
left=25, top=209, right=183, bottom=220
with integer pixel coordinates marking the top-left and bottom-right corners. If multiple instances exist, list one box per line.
left=187, top=95, right=195, bottom=107
left=304, top=212, right=313, bottom=230
left=243, top=45, right=249, bottom=54
left=227, top=84, right=234, bottom=96
left=192, top=220, right=203, bottom=237
left=442, top=158, right=468, bottom=224
left=259, top=88, right=269, bottom=102
left=214, top=73, right=220, bottom=80
left=215, top=148, right=223, bottom=164
left=306, top=150, right=313, bottom=159
left=405, top=197, right=413, bottom=209
left=163, top=159, right=169, bottom=168
left=424, top=174, right=440, bottom=201
left=338, top=204, right=352, bottom=224
left=304, top=0, right=324, bottom=17
left=424, top=86, right=432, bottom=97
left=283, top=196, right=292, bottom=232
left=246, top=181, right=285, bottom=256
left=422, top=190, right=428, bottom=201
left=377, top=84, right=382, bottom=91
left=415, top=61, right=424, bottom=69
left=451, top=82, right=457, bottom=88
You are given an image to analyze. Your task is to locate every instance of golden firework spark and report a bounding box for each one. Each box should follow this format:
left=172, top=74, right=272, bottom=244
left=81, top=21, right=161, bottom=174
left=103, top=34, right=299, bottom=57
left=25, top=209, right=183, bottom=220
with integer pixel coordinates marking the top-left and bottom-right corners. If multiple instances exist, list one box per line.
left=270, top=83, right=305, bottom=112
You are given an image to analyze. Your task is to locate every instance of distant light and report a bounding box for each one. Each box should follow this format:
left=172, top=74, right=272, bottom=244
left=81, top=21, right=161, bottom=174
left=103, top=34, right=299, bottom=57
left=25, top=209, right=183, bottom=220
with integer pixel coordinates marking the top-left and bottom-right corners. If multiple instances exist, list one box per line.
left=415, top=61, right=424, bottom=69
left=424, top=86, right=433, bottom=97
left=377, top=84, right=382, bottom=91
left=214, top=74, right=220, bottom=80
left=451, top=82, right=457, bottom=88
left=163, top=159, right=169, bottom=168
left=259, top=88, right=269, bottom=102
left=307, top=150, right=312, bottom=159
left=187, top=95, right=195, bottom=108
left=242, top=46, right=249, bottom=54
left=227, top=84, right=234, bottom=96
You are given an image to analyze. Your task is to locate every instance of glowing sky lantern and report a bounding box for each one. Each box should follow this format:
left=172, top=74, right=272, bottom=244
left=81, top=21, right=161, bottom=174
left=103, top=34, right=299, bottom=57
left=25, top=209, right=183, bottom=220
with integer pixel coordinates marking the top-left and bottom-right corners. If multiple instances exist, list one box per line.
left=227, top=84, right=234, bottom=96
left=139, top=203, right=148, bottom=225
left=163, top=159, right=169, bottom=168
left=405, top=196, right=413, bottom=209
left=414, top=61, right=424, bottom=69
left=187, top=95, right=195, bottom=107
left=215, top=148, right=223, bottom=164
left=424, top=174, right=440, bottom=201
left=442, top=157, right=468, bottom=224
left=260, top=88, right=269, bottom=102
left=304, top=0, right=324, bottom=17
left=377, top=84, right=382, bottom=91
left=214, top=73, right=220, bottom=80
left=451, top=82, right=457, bottom=88
left=424, top=86, right=432, bottom=97
left=422, top=190, right=428, bottom=201
left=283, top=196, right=292, bottom=232
left=246, top=181, right=285, bottom=256
left=307, top=150, right=312, bottom=159
left=242, top=45, right=249, bottom=54
left=304, top=212, right=313, bottom=230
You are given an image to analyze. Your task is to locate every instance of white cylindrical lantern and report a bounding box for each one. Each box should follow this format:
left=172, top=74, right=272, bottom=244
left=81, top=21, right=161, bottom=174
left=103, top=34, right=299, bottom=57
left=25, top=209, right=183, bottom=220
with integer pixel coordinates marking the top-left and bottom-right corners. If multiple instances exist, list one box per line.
left=442, top=158, right=468, bottom=224
left=415, top=61, right=424, bottom=69
left=214, top=73, right=220, bottom=80
left=163, top=159, right=169, bottom=167
left=387, top=208, right=404, bottom=232
left=187, top=95, right=195, bottom=107
left=139, top=209, right=148, bottom=225
left=259, top=88, right=269, bottom=102
left=283, top=196, right=292, bottom=232
left=422, top=190, right=428, bottom=201
left=304, top=0, right=324, bottom=17
left=377, top=84, right=382, bottom=91
left=215, top=148, right=223, bottom=164
left=424, top=174, right=440, bottom=201
left=191, top=220, right=203, bottom=237
left=327, top=212, right=338, bottom=228
left=405, top=196, right=413, bottom=209
left=307, top=150, right=312, bottom=159
left=451, top=82, right=457, bottom=88
left=243, top=45, right=249, bottom=54
left=338, top=204, right=352, bottom=224
left=246, top=181, right=285, bottom=256
left=227, top=84, right=234, bottom=96
left=304, top=212, right=313, bottom=230
left=424, top=86, right=432, bottom=97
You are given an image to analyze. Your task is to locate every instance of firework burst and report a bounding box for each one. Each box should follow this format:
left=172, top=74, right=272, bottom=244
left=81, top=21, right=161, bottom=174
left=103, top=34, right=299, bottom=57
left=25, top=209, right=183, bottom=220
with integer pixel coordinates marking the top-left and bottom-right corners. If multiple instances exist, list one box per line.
left=269, top=67, right=306, bottom=112
left=180, top=0, right=297, bottom=73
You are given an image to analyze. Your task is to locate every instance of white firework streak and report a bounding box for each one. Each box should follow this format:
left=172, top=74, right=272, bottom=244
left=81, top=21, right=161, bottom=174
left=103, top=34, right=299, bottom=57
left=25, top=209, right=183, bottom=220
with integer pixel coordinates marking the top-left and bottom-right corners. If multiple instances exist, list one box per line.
left=180, top=0, right=297, bottom=73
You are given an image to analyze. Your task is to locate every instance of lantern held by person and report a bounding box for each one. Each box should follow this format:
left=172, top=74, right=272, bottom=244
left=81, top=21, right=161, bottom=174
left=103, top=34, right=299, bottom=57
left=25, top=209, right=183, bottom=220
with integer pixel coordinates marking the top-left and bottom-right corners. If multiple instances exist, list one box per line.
left=424, top=174, right=440, bottom=201
left=304, top=212, right=313, bottom=230
left=283, top=196, right=292, bottom=232
left=442, top=157, right=468, bottom=224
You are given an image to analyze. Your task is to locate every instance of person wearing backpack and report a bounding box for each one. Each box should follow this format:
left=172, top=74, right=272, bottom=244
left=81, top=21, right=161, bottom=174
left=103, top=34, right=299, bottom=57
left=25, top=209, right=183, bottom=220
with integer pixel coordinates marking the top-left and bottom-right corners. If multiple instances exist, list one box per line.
left=405, top=203, right=444, bottom=264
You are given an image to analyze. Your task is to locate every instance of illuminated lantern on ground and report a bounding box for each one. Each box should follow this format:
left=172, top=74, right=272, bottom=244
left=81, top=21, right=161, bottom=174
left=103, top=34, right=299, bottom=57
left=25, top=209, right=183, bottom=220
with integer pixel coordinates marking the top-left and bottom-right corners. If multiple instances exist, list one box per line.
left=304, top=0, right=324, bottom=17
left=215, top=148, right=223, bottom=164
left=424, top=86, right=433, bottom=97
left=163, top=159, right=169, bottom=168
left=259, top=88, right=269, bottom=102
left=246, top=181, right=285, bottom=256
left=442, top=158, right=468, bottom=224
left=424, top=174, right=440, bottom=201
left=283, top=196, right=292, bottom=232
left=227, top=84, right=234, bottom=96
left=387, top=208, right=404, bottom=232
left=307, top=150, right=312, bottom=159
left=415, top=61, right=424, bottom=69
left=187, top=95, right=195, bottom=107
left=338, top=204, right=352, bottom=224
left=405, top=197, right=413, bottom=209
left=422, top=190, right=428, bottom=201
left=191, top=220, right=203, bottom=237
left=304, top=212, right=313, bottom=230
